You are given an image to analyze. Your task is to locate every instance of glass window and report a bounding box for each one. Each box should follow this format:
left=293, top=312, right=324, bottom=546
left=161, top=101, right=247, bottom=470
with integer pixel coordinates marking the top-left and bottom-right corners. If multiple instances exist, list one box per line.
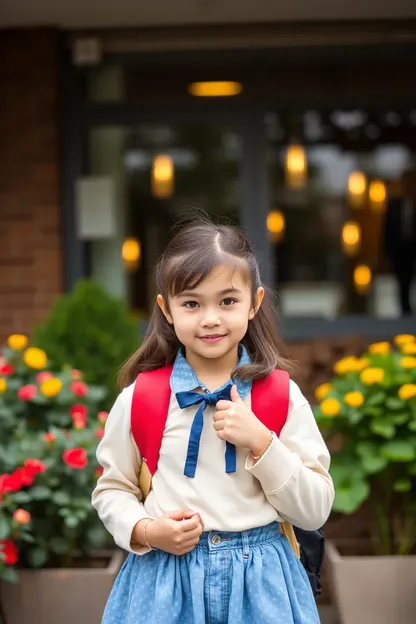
left=267, top=110, right=416, bottom=318
left=86, top=123, right=242, bottom=316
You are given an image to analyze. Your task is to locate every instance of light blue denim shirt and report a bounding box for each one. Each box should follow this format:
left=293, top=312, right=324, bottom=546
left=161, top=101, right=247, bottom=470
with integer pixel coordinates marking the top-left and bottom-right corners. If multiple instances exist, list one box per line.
left=170, top=344, right=252, bottom=400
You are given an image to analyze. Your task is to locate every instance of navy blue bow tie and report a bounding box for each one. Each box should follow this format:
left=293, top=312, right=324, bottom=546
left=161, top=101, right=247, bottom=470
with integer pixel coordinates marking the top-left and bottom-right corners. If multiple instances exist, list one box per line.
left=176, top=384, right=236, bottom=478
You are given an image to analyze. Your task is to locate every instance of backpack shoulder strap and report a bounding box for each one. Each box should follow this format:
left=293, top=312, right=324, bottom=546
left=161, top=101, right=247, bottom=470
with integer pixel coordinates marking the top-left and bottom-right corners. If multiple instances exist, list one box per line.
left=251, top=369, right=290, bottom=434
left=131, top=365, right=173, bottom=476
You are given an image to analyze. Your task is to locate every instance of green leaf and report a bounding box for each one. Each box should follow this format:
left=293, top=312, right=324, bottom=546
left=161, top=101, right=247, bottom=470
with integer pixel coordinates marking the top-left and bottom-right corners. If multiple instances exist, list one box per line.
left=361, top=455, right=389, bottom=474
left=367, top=392, right=386, bottom=407
left=49, top=537, right=69, bottom=555
left=393, top=479, right=412, bottom=493
left=380, top=441, right=416, bottom=462
left=52, top=492, right=71, bottom=506
left=64, top=516, right=79, bottom=529
left=386, top=397, right=406, bottom=411
left=408, top=421, right=416, bottom=432
left=27, top=547, right=48, bottom=568
left=0, top=566, right=18, bottom=583
left=0, top=515, right=9, bottom=540
left=333, top=480, right=370, bottom=514
left=391, top=413, right=409, bottom=425
left=356, top=442, right=376, bottom=458
left=30, top=486, right=51, bottom=500
left=370, top=420, right=396, bottom=439
left=12, top=491, right=31, bottom=504
left=363, top=406, right=382, bottom=418
left=347, top=410, right=364, bottom=425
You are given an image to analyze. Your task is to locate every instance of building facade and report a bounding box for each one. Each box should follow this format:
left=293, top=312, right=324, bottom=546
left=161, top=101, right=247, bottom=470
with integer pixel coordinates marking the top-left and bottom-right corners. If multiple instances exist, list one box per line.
left=1, top=8, right=416, bottom=344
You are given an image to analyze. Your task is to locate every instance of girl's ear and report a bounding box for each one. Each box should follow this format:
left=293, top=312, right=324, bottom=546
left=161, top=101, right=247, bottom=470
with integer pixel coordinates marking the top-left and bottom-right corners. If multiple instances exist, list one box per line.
left=248, top=287, right=265, bottom=320
left=157, top=294, right=174, bottom=324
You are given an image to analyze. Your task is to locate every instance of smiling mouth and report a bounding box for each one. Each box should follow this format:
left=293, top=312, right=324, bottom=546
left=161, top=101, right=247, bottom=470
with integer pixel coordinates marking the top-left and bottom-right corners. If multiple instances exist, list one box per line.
left=198, top=334, right=227, bottom=342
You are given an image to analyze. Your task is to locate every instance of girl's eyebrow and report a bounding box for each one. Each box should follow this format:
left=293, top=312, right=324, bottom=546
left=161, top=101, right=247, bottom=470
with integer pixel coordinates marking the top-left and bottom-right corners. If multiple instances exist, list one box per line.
left=177, top=287, right=242, bottom=298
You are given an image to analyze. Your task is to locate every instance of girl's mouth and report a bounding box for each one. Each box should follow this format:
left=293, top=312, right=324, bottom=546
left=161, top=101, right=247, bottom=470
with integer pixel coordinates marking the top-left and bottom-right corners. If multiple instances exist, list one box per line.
left=198, top=334, right=226, bottom=343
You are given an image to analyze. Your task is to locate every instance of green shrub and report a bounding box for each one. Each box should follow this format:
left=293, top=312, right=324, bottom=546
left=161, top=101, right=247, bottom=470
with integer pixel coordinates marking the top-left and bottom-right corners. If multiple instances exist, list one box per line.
left=34, top=280, right=139, bottom=406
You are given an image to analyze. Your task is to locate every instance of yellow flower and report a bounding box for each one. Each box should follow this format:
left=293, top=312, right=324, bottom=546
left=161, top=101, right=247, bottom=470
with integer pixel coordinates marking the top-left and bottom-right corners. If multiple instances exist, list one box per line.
left=344, top=391, right=364, bottom=407
left=401, top=342, right=416, bottom=355
left=398, top=384, right=416, bottom=401
left=321, top=397, right=341, bottom=417
left=368, top=342, right=390, bottom=355
left=315, top=383, right=332, bottom=401
left=40, top=377, right=63, bottom=398
left=334, top=356, right=369, bottom=375
left=0, top=378, right=7, bottom=394
left=23, top=347, right=47, bottom=370
left=401, top=357, right=416, bottom=370
left=7, top=334, right=29, bottom=351
left=394, top=334, right=415, bottom=346
left=360, top=367, right=385, bottom=385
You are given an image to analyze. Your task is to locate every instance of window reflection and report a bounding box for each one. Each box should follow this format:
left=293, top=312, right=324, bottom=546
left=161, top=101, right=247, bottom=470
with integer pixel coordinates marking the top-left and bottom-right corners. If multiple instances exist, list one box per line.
left=267, top=110, right=416, bottom=318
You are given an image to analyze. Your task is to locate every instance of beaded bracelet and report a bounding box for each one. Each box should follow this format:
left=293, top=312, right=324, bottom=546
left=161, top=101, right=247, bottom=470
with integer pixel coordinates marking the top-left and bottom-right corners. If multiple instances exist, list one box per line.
left=250, top=431, right=274, bottom=462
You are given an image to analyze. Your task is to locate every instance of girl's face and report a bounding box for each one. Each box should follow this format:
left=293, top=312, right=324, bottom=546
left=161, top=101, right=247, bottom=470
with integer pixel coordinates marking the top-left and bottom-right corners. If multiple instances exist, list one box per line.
left=158, top=264, right=264, bottom=365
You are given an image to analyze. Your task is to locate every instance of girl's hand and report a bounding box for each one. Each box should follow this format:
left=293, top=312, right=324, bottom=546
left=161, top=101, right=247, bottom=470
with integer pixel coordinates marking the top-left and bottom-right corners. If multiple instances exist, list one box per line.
left=133, top=509, right=203, bottom=555
left=214, top=385, right=271, bottom=455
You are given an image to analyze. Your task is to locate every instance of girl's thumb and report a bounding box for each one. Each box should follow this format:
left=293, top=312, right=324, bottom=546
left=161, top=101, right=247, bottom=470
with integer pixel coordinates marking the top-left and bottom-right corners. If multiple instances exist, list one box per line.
left=231, top=384, right=243, bottom=404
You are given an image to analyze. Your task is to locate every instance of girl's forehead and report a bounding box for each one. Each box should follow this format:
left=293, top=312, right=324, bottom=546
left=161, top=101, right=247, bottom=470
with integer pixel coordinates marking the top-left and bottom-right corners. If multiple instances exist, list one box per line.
left=178, top=264, right=250, bottom=295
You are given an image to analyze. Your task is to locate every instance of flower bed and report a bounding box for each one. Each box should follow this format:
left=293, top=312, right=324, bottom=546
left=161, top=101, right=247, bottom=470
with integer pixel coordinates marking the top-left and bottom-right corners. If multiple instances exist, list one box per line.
left=0, top=335, right=110, bottom=582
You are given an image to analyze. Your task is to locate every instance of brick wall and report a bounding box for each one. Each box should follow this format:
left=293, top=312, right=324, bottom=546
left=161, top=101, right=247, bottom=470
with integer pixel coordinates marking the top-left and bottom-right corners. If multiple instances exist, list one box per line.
left=0, top=28, right=63, bottom=343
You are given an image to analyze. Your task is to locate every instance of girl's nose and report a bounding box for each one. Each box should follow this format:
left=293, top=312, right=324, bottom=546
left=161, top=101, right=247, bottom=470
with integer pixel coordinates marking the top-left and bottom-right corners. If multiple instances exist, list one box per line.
left=200, top=312, right=221, bottom=327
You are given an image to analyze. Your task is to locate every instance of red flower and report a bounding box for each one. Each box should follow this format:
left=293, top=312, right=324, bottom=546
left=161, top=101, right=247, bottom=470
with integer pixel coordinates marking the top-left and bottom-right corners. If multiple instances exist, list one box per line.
left=44, top=432, right=56, bottom=443
left=10, top=467, right=34, bottom=489
left=95, top=427, right=105, bottom=440
left=0, top=540, right=18, bottom=565
left=18, top=384, right=37, bottom=401
left=97, top=411, right=108, bottom=424
left=36, top=371, right=53, bottom=383
left=73, top=414, right=86, bottom=430
left=95, top=467, right=104, bottom=478
left=0, top=474, right=13, bottom=493
left=70, top=381, right=88, bottom=397
left=63, top=448, right=88, bottom=470
left=24, top=458, right=47, bottom=475
left=0, top=363, right=14, bottom=376
left=70, top=404, right=87, bottom=418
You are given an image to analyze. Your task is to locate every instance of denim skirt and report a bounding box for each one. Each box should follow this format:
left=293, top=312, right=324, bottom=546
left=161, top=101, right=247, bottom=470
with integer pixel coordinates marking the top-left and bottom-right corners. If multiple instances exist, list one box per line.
left=102, top=521, right=320, bottom=624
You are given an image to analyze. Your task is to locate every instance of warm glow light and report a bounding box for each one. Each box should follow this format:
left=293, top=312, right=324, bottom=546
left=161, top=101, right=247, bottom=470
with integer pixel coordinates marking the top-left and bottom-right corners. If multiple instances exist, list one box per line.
left=369, top=180, right=387, bottom=212
left=188, top=81, right=243, bottom=97
left=122, top=238, right=141, bottom=271
left=353, top=264, right=372, bottom=295
left=285, top=145, right=307, bottom=189
left=267, top=210, right=285, bottom=242
left=151, top=154, right=174, bottom=198
left=348, top=171, right=367, bottom=208
left=342, top=222, right=361, bottom=256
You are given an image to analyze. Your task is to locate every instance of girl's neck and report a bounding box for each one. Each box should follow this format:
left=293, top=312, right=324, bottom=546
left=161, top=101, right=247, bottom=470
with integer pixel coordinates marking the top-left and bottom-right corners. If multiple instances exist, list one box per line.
left=185, top=346, right=239, bottom=392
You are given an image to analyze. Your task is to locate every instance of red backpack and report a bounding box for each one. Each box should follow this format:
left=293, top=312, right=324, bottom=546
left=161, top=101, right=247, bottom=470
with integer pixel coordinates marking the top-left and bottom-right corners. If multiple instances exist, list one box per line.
left=130, top=365, right=300, bottom=557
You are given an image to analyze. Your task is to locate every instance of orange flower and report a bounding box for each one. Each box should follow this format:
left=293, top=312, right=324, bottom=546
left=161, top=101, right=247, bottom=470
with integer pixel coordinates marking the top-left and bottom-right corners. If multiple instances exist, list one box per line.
left=13, top=509, right=31, bottom=525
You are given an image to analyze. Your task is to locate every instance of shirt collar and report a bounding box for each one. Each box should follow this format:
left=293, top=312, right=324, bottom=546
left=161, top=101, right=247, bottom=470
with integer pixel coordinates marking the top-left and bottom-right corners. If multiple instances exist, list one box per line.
left=170, top=344, right=252, bottom=399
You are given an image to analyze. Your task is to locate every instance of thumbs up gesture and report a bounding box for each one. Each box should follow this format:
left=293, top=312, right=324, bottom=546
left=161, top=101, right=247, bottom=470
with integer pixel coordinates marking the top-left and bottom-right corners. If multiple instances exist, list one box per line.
left=214, top=385, right=271, bottom=454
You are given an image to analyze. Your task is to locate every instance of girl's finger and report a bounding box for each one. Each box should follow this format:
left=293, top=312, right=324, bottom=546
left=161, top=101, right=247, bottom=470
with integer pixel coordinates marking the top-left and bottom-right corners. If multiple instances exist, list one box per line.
left=213, top=411, right=225, bottom=422
left=215, top=400, right=232, bottom=411
left=213, top=420, right=225, bottom=431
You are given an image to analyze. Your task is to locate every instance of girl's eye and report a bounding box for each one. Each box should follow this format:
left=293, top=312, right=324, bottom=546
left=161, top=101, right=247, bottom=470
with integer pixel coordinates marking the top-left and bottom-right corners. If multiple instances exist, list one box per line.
left=222, top=298, right=237, bottom=306
left=183, top=301, right=199, bottom=309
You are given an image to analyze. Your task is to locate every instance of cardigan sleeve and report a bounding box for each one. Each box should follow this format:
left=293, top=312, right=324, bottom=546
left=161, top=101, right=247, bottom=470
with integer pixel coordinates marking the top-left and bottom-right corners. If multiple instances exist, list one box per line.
left=246, top=380, right=334, bottom=530
left=91, top=385, right=153, bottom=554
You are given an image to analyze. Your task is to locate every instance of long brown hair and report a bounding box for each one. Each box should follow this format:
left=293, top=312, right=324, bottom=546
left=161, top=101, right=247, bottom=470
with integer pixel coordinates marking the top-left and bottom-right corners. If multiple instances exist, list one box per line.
left=118, top=213, right=291, bottom=388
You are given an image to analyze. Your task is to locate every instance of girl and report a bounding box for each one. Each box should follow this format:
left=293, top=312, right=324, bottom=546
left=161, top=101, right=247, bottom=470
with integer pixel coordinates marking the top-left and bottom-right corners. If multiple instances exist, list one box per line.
left=92, top=215, right=334, bottom=624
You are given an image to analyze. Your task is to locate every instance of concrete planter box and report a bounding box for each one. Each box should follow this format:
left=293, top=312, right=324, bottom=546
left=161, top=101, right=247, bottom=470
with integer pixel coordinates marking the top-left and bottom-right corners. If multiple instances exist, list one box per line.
left=326, top=540, right=416, bottom=624
left=0, top=549, right=123, bottom=624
